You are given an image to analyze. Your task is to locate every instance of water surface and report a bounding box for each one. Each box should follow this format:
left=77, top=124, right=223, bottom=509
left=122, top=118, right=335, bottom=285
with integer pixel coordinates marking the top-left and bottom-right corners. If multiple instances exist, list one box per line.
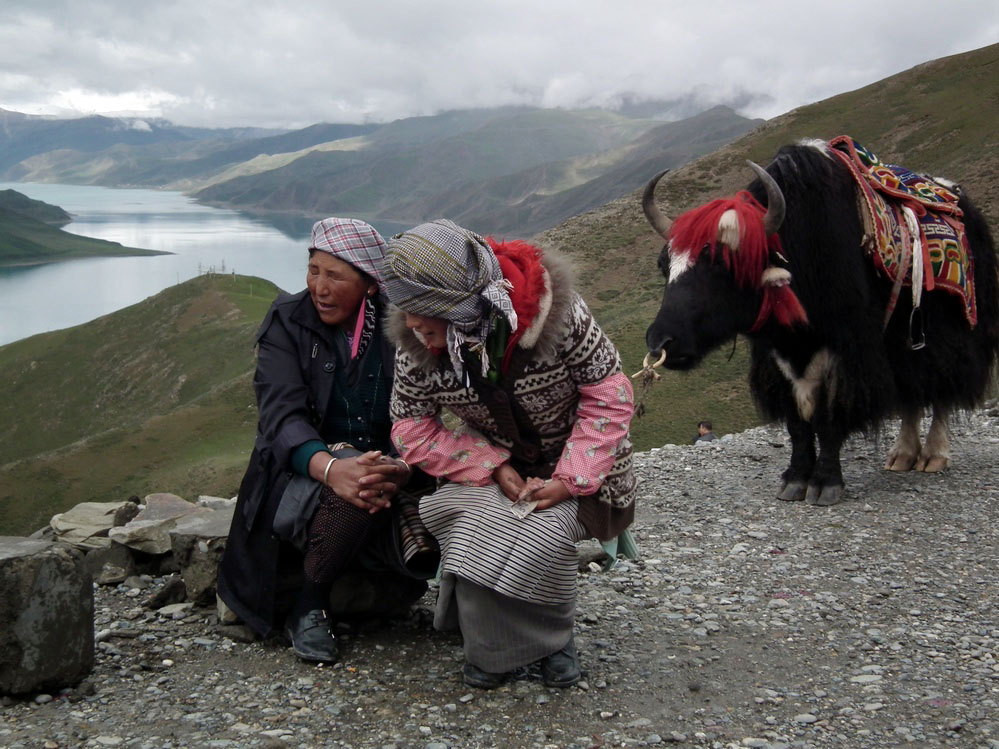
left=0, top=183, right=403, bottom=346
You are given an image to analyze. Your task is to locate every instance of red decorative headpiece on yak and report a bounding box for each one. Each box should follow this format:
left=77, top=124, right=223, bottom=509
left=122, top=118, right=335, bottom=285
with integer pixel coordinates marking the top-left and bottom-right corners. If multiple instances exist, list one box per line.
left=646, top=162, right=809, bottom=333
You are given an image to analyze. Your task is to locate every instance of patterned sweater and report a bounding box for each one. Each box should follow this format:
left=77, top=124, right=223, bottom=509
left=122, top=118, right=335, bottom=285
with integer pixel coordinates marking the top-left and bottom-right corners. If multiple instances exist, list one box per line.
left=386, top=247, right=636, bottom=541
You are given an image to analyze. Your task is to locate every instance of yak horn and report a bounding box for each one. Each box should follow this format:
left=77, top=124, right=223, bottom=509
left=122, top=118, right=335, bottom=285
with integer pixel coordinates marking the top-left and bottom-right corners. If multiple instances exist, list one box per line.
left=747, top=161, right=785, bottom=236
left=642, top=169, right=672, bottom=240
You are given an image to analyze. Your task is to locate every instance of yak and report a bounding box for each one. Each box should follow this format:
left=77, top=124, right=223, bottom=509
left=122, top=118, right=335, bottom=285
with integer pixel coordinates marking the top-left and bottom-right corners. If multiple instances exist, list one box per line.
left=642, top=138, right=998, bottom=506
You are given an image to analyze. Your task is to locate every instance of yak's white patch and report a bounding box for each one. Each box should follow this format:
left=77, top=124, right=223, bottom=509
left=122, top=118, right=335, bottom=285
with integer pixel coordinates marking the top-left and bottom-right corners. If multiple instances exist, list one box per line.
left=667, top=246, right=694, bottom=285
left=798, top=138, right=832, bottom=157
left=772, top=348, right=836, bottom=422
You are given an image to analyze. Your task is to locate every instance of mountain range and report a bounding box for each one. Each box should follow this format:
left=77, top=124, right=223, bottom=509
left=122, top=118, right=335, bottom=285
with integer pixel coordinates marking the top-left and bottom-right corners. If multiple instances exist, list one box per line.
left=1, top=102, right=761, bottom=238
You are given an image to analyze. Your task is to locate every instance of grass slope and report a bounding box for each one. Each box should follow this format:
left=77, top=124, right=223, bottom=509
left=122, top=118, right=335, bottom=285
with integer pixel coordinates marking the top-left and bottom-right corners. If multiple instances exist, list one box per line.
left=0, top=274, right=277, bottom=534
left=0, top=188, right=71, bottom=224
left=536, top=42, right=999, bottom=451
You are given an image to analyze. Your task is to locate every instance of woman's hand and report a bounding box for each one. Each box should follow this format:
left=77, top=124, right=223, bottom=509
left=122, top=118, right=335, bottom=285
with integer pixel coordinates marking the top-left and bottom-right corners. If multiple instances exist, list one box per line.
left=531, top=479, right=571, bottom=511
left=356, top=452, right=411, bottom=503
left=492, top=463, right=525, bottom=502
left=314, top=451, right=399, bottom=513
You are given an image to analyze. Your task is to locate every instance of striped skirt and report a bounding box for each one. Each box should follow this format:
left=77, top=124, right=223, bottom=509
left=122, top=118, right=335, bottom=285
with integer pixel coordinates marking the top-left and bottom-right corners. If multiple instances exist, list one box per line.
left=419, top=482, right=587, bottom=606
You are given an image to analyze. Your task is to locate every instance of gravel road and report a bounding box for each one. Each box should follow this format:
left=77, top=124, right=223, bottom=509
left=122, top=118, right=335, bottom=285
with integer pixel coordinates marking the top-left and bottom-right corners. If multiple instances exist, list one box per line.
left=2, top=408, right=998, bottom=749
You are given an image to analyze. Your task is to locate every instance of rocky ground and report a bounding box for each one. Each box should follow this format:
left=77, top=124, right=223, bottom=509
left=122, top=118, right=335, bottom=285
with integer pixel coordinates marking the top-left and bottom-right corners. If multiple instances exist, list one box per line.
left=2, top=408, right=998, bottom=749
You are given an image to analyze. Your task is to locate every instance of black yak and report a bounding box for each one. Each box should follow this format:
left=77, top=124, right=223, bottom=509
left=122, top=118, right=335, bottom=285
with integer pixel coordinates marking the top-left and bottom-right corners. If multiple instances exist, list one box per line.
left=643, top=138, right=998, bottom=506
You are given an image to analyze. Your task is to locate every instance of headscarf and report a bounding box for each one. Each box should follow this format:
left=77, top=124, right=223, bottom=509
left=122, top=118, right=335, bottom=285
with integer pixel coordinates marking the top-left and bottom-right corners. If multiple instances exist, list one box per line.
left=382, top=219, right=517, bottom=376
left=309, top=217, right=388, bottom=294
left=309, top=217, right=388, bottom=359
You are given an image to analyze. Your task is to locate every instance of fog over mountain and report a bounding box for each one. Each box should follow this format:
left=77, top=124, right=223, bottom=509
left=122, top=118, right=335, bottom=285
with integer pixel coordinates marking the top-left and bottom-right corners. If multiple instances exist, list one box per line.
left=3, top=1, right=996, bottom=128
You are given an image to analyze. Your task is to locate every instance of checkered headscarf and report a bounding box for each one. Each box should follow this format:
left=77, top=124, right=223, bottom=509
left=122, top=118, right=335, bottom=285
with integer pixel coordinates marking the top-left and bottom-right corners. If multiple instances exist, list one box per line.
left=383, top=219, right=517, bottom=376
left=310, top=217, right=388, bottom=293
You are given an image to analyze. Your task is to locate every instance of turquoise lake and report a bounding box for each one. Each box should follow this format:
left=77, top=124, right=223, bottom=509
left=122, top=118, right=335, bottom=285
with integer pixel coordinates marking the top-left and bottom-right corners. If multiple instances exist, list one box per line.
left=0, top=183, right=406, bottom=346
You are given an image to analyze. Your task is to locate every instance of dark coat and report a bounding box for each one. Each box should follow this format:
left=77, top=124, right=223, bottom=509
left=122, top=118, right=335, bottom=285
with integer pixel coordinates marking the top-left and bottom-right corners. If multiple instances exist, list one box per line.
left=217, top=290, right=395, bottom=637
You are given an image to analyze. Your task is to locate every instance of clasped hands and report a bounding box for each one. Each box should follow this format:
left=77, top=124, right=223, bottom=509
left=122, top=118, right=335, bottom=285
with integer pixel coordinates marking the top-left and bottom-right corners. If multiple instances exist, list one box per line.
left=492, top=463, right=571, bottom=510
left=315, top=450, right=411, bottom=514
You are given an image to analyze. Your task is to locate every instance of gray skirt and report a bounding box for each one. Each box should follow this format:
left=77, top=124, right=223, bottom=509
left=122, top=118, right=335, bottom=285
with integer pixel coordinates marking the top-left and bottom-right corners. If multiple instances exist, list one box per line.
left=419, top=482, right=587, bottom=606
left=420, top=483, right=588, bottom=671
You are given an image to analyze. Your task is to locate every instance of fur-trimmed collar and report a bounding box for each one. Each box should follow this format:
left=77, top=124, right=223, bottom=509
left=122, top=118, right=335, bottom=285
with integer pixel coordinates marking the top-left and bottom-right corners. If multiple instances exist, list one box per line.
left=386, top=245, right=577, bottom=370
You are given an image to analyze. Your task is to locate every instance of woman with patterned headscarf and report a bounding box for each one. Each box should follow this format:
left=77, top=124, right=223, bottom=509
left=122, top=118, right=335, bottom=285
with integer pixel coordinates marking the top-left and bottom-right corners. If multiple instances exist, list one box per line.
left=383, top=219, right=637, bottom=689
left=218, top=218, right=438, bottom=665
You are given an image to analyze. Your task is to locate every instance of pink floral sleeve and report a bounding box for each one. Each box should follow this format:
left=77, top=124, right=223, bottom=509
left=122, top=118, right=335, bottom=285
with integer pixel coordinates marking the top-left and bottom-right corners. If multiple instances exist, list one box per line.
left=552, top=372, right=634, bottom=497
left=392, top=416, right=512, bottom=486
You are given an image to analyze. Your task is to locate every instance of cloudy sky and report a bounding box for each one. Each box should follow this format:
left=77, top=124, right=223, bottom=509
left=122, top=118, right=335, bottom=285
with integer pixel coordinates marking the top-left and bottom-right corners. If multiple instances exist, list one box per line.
left=2, top=0, right=997, bottom=129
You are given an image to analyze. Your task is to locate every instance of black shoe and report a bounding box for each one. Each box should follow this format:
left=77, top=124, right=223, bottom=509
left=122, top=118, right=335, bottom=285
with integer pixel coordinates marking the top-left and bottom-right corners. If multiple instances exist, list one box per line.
left=283, top=608, right=338, bottom=663
left=462, top=662, right=506, bottom=690
left=541, top=638, right=581, bottom=687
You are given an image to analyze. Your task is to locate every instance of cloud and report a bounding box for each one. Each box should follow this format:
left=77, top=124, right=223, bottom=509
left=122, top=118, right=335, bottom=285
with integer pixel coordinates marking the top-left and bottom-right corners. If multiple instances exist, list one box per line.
left=2, top=0, right=997, bottom=128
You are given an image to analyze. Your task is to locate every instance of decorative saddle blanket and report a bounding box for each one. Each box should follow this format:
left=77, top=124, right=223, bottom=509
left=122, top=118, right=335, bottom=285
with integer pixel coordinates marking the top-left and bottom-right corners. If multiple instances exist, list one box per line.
left=827, top=135, right=976, bottom=327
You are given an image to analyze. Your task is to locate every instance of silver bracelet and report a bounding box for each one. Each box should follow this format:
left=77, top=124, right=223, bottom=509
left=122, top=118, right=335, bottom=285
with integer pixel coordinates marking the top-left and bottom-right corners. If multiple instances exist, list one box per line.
left=322, top=456, right=337, bottom=486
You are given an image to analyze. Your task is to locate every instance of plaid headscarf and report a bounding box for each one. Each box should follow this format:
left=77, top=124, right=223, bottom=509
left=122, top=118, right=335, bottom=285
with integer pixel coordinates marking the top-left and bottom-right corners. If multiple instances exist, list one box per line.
left=310, top=217, right=388, bottom=294
left=383, top=219, right=517, bottom=376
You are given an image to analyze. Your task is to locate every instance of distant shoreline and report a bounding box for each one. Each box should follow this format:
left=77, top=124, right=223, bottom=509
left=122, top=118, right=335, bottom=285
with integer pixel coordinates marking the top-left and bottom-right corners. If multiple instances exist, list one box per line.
left=0, top=247, right=173, bottom=268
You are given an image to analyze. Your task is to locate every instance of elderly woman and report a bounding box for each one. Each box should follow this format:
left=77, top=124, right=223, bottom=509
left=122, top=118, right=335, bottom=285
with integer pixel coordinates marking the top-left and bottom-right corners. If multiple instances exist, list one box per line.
left=218, top=217, right=435, bottom=664
left=383, top=219, right=636, bottom=689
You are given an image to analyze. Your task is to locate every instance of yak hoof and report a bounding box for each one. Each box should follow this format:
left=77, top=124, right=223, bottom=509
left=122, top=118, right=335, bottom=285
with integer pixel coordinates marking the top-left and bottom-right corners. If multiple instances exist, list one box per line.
left=884, top=451, right=917, bottom=472
left=778, top=481, right=807, bottom=502
left=806, top=484, right=844, bottom=507
left=914, top=454, right=949, bottom=473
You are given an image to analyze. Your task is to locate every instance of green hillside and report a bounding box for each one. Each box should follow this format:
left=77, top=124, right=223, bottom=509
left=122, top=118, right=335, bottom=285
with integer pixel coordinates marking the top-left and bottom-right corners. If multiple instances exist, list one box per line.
left=537, top=42, right=999, bottom=452
left=0, top=274, right=277, bottom=534
left=0, top=189, right=71, bottom=224
left=0, top=189, right=168, bottom=266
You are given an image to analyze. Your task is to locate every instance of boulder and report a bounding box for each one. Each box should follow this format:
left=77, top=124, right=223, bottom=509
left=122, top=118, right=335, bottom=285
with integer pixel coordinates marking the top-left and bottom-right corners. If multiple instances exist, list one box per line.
left=109, top=493, right=207, bottom=555
left=168, top=506, right=234, bottom=605
left=49, top=500, right=135, bottom=550
left=0, top=537, right=94, bottom=695
left=83, top=541, right=137, bottom=585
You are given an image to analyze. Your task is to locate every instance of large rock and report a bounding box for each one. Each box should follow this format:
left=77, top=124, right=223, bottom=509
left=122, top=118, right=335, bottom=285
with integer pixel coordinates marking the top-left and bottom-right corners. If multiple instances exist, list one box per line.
left=168, top=506, right=234, bottom=606
left=109, top=493, right=207, bottom=555
left=49, top=500, right=137, bottom=550
left=83, top=541, right=138, bottom=585
left=0, top=537, right=94, bottom=695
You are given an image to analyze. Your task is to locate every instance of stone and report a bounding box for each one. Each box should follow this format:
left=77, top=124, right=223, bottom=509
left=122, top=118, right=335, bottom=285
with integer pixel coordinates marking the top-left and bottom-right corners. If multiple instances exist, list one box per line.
left=577, top=539, right=610, bottom=570
left=217, top=593, right=240, bottom=625
left=0, top=537, right=94, bottom=695
left=109, top=493, right=207, bottom=555
left=197, top=495, right=237, bottom=511
left=145, top=576, right=188, bottom=609
left=84, top=541, right=137, bottom=585
left=168, top=506, right=234, bottom=605
left=49, top=501, right=135, bottom=550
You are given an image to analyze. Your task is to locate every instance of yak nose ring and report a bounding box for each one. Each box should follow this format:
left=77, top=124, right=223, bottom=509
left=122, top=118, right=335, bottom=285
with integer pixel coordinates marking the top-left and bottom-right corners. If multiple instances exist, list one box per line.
left=631, top=350, right=666, bottom=380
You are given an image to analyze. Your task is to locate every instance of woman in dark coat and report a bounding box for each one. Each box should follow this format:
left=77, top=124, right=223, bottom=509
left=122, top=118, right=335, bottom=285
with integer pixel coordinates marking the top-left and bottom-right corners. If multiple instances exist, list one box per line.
left=217, top=217, right=434, bottom=663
